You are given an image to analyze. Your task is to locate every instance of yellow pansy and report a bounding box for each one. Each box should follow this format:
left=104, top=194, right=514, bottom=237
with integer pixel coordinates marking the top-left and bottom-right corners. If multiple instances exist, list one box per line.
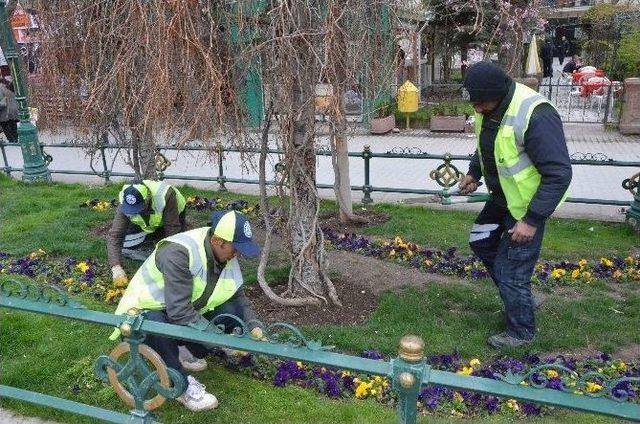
left=571, top=269, right=581, bottom=279
left=457, top=366, right=473, bottom=376
left=578, top=259, right=588, bottom=268
left=551, top=268, right=566, bottom=279
left=586, top=382, right=603, bottom=393
left=389, top=249, right=396, bottom=257
left=453, top=392, right=464, bottom=403
left=355, top=382, right=369, bottom=399
left=600, top=257, right=613, bottom=267
left=506, top=399, right=519, bottom=411
left=469, top=358, right=481, bottom=367
left=296, top=361, right=304, bottom=368
left=545, top=369, right=559, bottom=378
left=612, top=270, right=623, bottom=279
left=76, top=262, right=90, bottom=273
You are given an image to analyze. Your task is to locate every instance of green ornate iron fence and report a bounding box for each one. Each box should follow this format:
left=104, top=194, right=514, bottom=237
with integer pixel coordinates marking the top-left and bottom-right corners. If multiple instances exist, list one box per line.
left=1, top=141, right=638, bottom=203
left=1, top=141, right=638, bottom=224
left=1, top=279, right=639, bottom=423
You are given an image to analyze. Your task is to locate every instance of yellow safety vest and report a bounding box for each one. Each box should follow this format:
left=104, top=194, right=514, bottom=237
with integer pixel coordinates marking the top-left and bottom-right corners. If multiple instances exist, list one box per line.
left=474, top=83, right=567, bottom=220
left=109, top=227, right=243, bottom=340
left=118, top=180, right=186, bottom=234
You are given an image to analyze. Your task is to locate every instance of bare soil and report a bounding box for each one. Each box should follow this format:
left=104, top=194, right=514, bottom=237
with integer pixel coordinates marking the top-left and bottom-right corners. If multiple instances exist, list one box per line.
left=245, top=277, right=379, bottom=327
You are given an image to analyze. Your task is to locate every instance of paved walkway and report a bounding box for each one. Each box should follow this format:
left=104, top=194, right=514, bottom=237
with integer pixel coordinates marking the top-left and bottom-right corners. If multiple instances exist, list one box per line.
left=2, top=125, right=638, bottom=222
left=0, top=409, right=59, bottom=424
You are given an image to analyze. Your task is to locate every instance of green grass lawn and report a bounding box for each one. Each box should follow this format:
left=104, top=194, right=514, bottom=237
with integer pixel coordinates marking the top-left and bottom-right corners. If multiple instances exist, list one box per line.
left=0, top=175, right=637, bottom=423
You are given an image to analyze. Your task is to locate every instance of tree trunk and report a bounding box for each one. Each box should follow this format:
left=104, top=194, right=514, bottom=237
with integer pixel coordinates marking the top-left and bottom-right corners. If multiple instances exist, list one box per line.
left=280, top=2, right=340, bottom=306
left=326, top=0, right=367, bottom=225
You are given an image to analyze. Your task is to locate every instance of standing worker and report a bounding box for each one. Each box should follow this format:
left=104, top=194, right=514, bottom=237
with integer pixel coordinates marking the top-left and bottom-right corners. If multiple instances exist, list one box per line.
left=557, top=36, right=570, bottom=66
left=109, top=210, right=263, bottom=411
left=108, top=180, right=187, bottom=288
left=541, top=39, right=554, bottom=79
left=458, top=61, right=572, bottom=349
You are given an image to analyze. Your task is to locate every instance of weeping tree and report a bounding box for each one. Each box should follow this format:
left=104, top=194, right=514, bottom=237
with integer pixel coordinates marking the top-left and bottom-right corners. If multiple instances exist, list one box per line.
left=424, top=0, right=547, bottom=77
left=36, top=0, right=397, bottom=307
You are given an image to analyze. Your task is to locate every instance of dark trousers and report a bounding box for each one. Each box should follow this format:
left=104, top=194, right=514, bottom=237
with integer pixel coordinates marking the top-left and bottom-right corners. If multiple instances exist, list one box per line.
left=469, top=201, right=544, bottom=340
left=143, top=297, right=249, bottom=391
left=542, top=59, right=553, bottom=78
left=0, top=120, right=18, bottom=143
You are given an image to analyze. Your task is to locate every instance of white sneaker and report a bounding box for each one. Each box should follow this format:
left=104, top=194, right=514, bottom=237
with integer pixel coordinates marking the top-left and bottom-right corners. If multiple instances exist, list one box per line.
left=178, top=345, right=207, bottom=372
left=176, top=375, right=219, bottom=411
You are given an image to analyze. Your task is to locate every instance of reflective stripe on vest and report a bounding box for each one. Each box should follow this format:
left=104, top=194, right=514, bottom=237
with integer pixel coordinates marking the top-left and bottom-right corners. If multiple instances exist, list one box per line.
left=109, top=227, right=243, bottom=340
left=474, top=83, right=566, bottom=219
left=129, top=181, right=171, bottom=233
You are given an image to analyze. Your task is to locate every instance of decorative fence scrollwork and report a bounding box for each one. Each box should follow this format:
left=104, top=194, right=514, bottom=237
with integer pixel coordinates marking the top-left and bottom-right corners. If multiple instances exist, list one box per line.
left=429, top=154, right=464, bottom=189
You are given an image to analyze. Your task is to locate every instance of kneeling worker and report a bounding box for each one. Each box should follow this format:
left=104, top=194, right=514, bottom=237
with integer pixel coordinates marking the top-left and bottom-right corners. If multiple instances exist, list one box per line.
left=107, top=180, right=187, bottom=288
left=109, top=210, right=262, bottom=411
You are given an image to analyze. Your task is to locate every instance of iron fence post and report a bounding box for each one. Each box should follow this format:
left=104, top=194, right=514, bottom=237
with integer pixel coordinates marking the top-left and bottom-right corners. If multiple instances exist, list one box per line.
left=0, top=1, right=50, bottom=182
left=217, top=143, right=227, bottom=191
left=623, top=173, right=640, bottom=233
left=627, top=192, right=640, bottom=233
left=362, top=145, right=372, bottom=204
left=0, top=141, right=10, bottom=175
left=392, top=335, right=429, bottom=424
left=603, top=84, right=613, bottom=126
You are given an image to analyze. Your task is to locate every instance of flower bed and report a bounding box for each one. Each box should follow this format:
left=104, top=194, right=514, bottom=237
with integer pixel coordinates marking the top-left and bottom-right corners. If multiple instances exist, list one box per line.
left=213, top=348, right=638, bottom=419
left=322, top=230, right=640, bottom=285
left=78, top=196, right=260, bottom=216
left=185, top=196, right=258, bottom=216
left=0, top=250, right=118, bottom=303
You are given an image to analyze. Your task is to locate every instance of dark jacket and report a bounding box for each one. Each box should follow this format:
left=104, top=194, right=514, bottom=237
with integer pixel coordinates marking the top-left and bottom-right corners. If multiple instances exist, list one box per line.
left=468, top=82, right=572, bottom=226
left=0, top=84, right=18, bottom=122
left=562, top=60, right=581, bottom=74
left=107, top=189, right=184, bottom=266
left=541, top=42, right=554, bottom=62
left=154, top=229, right=257, bottom=326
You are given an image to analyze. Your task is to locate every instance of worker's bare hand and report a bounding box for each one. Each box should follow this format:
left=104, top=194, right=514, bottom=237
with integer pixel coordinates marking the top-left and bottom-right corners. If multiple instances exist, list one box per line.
left=458, top=175, right=479, bottom=195
left=508, top=220, right=537, bottom=243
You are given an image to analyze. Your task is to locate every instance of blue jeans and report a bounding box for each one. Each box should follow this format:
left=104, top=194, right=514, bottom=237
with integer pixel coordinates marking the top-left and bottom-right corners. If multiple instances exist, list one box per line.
left=469, top=201, right=544, bottom=340
left=142, top=298, right=248, bottom=390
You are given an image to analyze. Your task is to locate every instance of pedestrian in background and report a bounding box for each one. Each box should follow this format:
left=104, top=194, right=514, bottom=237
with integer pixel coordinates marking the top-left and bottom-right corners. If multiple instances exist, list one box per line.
left=0, top=78, right=19, bottom=143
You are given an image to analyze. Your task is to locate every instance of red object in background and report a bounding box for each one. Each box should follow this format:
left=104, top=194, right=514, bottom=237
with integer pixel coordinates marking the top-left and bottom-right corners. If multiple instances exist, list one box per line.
left=572, top=69, right=606, bottom=84
left=581, top=77, right=611, bottom=97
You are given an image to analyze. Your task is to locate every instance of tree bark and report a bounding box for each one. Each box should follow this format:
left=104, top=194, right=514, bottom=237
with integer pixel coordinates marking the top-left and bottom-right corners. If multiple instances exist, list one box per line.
left=257, top=106, right=321, bottom=306
left=326, top=0, right=367, bottom=225
left=280, top=2, right=341, bottom=306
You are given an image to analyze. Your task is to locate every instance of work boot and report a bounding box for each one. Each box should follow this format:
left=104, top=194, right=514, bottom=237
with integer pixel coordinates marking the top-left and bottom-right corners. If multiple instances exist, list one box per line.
left=487, top=332, right=533, bottom=349
left=176, top=375, right=218, bottom=411
left=178, top=346, right=208, bottom=372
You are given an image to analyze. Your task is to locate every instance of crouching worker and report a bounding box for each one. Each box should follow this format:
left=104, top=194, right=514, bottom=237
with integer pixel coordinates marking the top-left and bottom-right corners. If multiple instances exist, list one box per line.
left=107, top=180, right=187, bottom=288
left=109, top=210, right=263, bottom=411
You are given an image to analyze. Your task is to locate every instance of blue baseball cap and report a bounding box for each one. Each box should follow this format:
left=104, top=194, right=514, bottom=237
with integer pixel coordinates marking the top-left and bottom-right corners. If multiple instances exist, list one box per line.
left=210, top=210, right=260, bottom=257
left=119, top=183, right=149, bottom=216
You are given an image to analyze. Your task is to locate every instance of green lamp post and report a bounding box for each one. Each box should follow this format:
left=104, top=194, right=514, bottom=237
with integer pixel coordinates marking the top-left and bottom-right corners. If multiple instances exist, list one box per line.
left=0, top=0, right=50, bottom=181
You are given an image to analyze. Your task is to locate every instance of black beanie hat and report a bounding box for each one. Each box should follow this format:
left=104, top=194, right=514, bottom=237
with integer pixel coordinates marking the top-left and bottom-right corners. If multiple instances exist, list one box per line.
left=463, top=61, right=512, bottom=103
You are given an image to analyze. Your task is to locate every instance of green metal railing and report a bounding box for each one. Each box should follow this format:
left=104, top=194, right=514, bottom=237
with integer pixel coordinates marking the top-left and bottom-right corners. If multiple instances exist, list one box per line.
left=1, top=280, right=639, bottom=423
left=1, top=141, right=638, bottom=209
